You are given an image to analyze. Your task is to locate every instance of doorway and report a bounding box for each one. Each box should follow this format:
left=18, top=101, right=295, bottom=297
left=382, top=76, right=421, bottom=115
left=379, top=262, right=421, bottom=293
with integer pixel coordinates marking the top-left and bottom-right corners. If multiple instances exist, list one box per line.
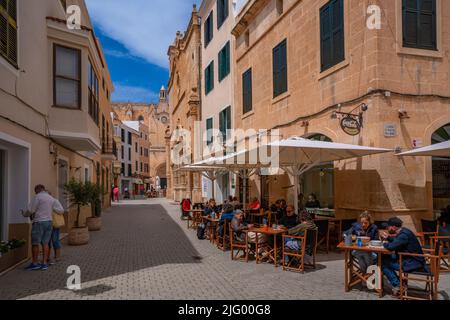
left=58, top=159, right=69, bottom=210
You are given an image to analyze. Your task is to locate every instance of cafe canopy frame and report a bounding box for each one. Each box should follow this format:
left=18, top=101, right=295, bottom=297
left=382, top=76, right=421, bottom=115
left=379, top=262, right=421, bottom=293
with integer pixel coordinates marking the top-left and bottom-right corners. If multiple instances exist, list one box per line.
left=396, top=140, right=450, bottom=158
left=187, top=137, right=393, bottom=213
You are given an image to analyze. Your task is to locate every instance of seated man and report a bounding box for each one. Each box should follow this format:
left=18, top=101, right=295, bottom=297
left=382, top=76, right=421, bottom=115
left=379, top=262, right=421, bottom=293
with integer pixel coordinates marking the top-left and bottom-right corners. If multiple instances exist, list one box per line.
left=279, top=205, right=298, bottom=229
left=284, top=211, right=317, bottom=251
left=380, top=217, right=425, bottom=297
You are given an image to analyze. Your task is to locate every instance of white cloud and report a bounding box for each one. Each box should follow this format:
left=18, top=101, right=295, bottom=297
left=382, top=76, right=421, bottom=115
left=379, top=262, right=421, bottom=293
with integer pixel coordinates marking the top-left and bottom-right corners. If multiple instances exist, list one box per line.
left=85, top=0, right=201, bottom=69
left=112, top=84, right=160, bottom=103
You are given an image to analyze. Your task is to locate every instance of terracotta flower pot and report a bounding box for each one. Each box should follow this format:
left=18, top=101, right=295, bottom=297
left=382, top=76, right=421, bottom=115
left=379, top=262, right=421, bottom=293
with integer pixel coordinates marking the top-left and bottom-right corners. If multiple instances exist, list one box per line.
left=68, top=227, right=90, bottom=246
left=86, top=217, right=102, bottom=231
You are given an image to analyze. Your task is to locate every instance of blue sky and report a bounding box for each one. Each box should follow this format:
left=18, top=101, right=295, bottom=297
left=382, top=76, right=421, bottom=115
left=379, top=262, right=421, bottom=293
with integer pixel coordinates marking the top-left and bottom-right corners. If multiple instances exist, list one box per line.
left=85, top=0, right=201, bottom=104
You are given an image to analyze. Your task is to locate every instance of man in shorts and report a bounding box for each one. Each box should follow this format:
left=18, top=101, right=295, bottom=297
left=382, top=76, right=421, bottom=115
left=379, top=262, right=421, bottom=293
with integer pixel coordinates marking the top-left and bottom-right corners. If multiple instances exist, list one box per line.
left=25, top=185, right=64, bottom=271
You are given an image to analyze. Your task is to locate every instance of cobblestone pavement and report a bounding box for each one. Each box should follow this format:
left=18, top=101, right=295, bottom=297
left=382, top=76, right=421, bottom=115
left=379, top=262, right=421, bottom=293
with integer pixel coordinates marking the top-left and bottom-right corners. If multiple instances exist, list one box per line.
left=0, top=199, right=449, bottom=300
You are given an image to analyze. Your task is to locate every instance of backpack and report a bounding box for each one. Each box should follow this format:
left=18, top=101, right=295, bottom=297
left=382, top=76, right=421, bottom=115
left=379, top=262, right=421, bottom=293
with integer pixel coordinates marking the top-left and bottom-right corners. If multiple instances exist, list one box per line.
left=197, top=223, right=206, bottom=240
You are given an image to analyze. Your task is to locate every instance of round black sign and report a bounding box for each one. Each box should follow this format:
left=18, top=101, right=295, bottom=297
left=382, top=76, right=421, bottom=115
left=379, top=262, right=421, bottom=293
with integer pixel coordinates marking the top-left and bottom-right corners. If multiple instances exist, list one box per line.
left=340, top=116, right=361, bottom=136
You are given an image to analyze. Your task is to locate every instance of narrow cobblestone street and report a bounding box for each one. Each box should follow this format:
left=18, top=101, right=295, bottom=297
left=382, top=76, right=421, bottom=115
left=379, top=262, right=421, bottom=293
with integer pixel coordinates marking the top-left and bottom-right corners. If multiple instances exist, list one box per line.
left=0, top=199, right=449, bottom=300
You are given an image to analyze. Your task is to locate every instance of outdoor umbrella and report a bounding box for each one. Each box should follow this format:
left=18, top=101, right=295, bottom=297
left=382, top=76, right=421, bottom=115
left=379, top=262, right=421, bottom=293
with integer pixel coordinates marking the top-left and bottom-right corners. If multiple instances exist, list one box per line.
left=396, top=140, right=450, bottom=157
left=192, top=137, right=393, bottom=213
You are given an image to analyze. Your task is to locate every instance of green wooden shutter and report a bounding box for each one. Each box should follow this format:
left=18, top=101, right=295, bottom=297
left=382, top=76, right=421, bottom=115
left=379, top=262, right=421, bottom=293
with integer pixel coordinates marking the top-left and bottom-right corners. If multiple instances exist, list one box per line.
left=273, top=39, right=287, bottom=97
left=403, top=0, right=436, bottom=50
left=279, top=40, right=287, bottom=95
left=219, top=110, right=225, bottom=140
left=206, top=118, right=213, bottom=145
left=226, top=106, right=231, bottom=133
left=332, top=0, right=344, bottom=63
left=243, top=69, right=252, bottom=114
left=320, top=2, right=332, bottom=71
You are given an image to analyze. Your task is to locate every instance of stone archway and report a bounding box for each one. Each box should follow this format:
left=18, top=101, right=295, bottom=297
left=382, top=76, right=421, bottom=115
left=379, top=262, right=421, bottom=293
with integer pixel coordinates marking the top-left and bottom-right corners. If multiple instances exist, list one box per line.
left=155, top=163, right=167, bottom=190
left=431, top=123, right=450, bottom=211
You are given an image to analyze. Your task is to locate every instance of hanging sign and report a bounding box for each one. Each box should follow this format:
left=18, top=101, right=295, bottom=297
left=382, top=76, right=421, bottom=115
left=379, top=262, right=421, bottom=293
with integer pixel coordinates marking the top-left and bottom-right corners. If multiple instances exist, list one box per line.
left=340, top=116, right=361, bottom=136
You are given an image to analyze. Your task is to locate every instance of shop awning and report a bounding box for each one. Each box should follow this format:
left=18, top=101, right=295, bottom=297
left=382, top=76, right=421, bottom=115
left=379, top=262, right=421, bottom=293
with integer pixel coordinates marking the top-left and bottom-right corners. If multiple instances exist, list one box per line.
left=397, top=140, right=450, bottom=157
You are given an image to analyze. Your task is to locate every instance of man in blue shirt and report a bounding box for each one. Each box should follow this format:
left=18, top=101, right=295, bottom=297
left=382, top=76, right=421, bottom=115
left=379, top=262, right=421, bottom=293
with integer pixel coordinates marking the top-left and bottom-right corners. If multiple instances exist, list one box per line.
left=380, top=217, right=425, bottom=297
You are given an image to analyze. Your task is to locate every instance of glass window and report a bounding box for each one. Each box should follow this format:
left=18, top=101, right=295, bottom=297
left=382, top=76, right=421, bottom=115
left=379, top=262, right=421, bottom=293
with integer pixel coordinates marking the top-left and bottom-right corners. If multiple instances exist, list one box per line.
left=403, top=0, right=437, bottom=50
left=0, top=0, right=17, bottom=67
left=54, top=45, right=81, bottom=109
left=320, top=0, right=345, bottom=72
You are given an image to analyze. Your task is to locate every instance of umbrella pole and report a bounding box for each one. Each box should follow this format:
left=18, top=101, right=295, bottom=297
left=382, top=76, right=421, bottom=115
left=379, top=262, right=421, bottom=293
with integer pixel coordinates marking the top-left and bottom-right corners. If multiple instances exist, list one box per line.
left=243, top=170, right=247, bottom=210
left=294, top=173, right=299, bottom=215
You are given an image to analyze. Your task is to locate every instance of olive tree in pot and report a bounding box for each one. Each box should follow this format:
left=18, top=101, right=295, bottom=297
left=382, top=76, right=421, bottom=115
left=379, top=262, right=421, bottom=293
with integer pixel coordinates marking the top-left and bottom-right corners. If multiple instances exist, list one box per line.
left=65, top=179, right=90, bottom=246
left=86, top=182, right=103, bottom=231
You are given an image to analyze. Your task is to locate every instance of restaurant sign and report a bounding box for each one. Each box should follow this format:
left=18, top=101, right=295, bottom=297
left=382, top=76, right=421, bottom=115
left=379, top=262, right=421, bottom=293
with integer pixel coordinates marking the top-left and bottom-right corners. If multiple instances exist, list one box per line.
left=340, top=116, right=361, bottom=136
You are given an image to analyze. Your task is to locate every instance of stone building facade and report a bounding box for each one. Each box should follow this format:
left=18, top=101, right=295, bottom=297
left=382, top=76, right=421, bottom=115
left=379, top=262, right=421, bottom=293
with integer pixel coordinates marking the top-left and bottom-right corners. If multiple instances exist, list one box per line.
left=0, top=0, right=115, bottom=269
left=167, top=5, right=203, bottom=203
left=232, top=0, right=450, bottom=230
left=111, top=86, right=170, bottom=194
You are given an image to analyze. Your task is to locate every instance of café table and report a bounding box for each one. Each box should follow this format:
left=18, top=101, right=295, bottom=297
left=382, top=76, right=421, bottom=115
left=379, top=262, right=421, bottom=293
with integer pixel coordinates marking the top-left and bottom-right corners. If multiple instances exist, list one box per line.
left=248, top=226, right=288, bottom=268
left=337, top=241, right=392, bottom=298
left=202, top=216, right=220, bottom=243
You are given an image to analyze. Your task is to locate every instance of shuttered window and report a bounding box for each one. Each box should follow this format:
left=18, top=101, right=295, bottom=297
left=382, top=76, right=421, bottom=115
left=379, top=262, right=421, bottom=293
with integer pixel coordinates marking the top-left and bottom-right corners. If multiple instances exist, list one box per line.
left=204, top=11, right=214, bottom=48
left=0, top=0, right=17, bottom=67
left=206, top=118, right=213, bottom=145
left=219, top=106, right=231, bottom=141
left=273, top=39, right=288, bottom=98
left=403, top=0, right=437, bottom=50
left=218, top=41, right=230, bottom=82
left=205, top=61, right=214, bottom=95
left=242, top=68, right=252, bottom=114
left=54, top=45, right=81, bottom=110
left=88, top=60, right=99, bottom=123
left=320, top=0, right=345, bottom=72
left=217, top=0, right=229, bottom=29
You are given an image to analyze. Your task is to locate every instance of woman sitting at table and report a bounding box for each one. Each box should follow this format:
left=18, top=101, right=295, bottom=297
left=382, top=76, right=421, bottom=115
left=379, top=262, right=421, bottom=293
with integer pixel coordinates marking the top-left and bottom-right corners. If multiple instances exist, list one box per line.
left=344, top=211, right=379, bottom=273
left=203, top=199, right=219, bottom=218
left=231, top=211, right=267, bottom=245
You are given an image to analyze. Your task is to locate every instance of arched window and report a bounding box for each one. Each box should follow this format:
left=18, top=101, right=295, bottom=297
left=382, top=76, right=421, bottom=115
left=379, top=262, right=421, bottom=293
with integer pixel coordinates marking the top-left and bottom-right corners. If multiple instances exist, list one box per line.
left=138, top=115, right=144, bottom=122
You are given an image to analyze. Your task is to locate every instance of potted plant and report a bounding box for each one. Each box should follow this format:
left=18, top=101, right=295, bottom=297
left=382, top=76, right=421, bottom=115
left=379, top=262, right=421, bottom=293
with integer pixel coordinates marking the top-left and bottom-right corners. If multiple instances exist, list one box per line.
left=0, top=239, right=27, bottom=273
left=65, top=179, right=90, bottom=246
left=86, top=182, right=103, bottom=231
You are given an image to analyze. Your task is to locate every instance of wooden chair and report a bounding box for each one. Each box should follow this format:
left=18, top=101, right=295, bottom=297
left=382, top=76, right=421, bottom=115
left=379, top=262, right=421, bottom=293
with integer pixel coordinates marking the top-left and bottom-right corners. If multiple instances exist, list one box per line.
left=314, top=219, right=329, bottom=253
left=216, top=220, right=231, bottom=251
left=282, top=229, right=318, bottom=273
left=430, top=235, right=450, bottom=273
left=399, top=252, right=440, bottom=300
left=189, top=211, right=203, bottom=230
left=230, top=228, right=250, bottom=262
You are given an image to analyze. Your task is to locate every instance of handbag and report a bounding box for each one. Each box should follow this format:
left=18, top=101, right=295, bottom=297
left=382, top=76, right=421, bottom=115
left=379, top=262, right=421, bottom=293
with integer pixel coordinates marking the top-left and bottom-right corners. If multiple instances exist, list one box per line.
left=52, top=211, right=65, bottom=229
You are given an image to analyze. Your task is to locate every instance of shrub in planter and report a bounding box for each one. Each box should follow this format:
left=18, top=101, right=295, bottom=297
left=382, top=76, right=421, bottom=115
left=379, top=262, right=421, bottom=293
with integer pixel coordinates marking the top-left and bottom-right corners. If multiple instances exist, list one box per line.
left=65, top=179, right=90, bottom=246
left=0, top=239, right=27, bottom=272
left=86, top=182, right=102, bottom=232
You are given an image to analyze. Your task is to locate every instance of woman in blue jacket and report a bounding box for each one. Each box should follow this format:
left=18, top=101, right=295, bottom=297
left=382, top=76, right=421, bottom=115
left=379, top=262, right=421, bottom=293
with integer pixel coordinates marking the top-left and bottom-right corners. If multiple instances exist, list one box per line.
left=344, top=211, right=379, bottom=273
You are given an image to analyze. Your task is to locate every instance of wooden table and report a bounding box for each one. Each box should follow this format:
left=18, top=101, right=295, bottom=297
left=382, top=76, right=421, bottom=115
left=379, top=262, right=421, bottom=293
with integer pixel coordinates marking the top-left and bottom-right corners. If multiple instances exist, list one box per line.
left=202, top=216, right=219, bottom=243
left=337, top=241, right=392, bottom=298
left=248, top=227, right=287, bottom=268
